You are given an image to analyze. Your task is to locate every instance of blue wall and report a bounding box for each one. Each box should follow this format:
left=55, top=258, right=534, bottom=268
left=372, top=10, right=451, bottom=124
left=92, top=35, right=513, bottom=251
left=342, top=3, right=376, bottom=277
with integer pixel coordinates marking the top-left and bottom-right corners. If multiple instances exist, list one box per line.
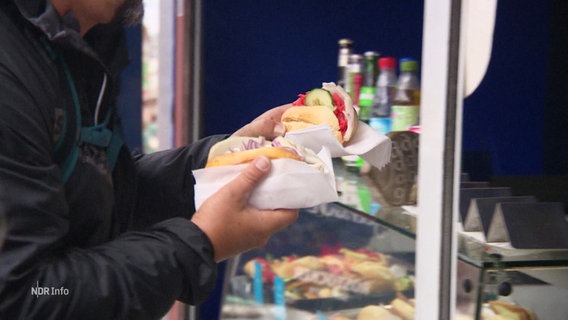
left=462, top=1, right=550, bottom=178
left=118, top=25, right=143, bottom=152
left=462, top=0, right=567, bottom=178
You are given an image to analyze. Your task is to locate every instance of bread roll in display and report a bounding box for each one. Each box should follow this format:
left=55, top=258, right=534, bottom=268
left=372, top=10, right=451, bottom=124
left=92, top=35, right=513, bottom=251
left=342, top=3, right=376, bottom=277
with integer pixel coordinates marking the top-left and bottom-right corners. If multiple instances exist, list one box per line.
left=390, top=297, right=415, bottom=320
left=357, top=305, right=402, bottom=320
left=488, top=300, right=539, bottom=320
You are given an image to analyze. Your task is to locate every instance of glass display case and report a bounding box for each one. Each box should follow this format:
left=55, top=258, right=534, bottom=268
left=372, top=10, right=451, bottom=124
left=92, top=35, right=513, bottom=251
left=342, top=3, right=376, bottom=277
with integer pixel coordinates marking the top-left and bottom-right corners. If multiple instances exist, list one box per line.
left=218, top=160, right=568, bottom=320
left=457, top=253, right=568, bottom=319
left=456, top=224, right=568, bottom=319
left=219, top=161, right=417, bottom=320
left=194, top=1, right=566, bottom=318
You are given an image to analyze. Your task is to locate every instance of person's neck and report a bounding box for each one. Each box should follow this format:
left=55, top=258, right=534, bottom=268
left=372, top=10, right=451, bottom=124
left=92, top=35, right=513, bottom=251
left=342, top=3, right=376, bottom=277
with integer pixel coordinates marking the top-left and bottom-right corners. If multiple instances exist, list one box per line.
left=50, top=0, right=94, bottom=36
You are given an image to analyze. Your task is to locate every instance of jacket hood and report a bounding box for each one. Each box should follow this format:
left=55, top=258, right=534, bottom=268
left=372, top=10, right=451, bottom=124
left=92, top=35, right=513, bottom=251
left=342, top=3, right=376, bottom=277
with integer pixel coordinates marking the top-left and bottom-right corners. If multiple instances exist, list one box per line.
left=13, top=0, right=81, bottom=45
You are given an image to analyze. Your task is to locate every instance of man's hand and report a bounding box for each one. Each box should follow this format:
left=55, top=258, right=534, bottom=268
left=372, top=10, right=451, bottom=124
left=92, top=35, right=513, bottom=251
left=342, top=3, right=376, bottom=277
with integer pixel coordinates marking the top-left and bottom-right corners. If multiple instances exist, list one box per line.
left=231, top=104, right=292, bottom=139
left=191, top=156, right=299, bottom=262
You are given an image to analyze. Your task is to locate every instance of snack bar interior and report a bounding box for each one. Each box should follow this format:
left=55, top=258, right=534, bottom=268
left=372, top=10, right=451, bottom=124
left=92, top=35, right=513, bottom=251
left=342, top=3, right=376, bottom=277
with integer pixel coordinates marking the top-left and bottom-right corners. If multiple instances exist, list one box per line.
left=134, top=0, right=567, bottom=319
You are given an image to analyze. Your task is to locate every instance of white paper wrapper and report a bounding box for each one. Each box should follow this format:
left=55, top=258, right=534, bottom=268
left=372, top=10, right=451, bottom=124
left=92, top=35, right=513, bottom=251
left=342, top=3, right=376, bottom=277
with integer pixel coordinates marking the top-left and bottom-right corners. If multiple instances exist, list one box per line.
left=284, top=121, right=392, bottom=169
left=193, top=148, right=338, bottom=210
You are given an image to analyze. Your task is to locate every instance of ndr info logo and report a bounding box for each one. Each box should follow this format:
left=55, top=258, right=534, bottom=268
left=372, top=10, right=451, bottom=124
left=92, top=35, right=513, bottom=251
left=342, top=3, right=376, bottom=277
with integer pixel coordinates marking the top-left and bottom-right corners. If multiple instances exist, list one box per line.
left=31, top=281, right=70, bottom=298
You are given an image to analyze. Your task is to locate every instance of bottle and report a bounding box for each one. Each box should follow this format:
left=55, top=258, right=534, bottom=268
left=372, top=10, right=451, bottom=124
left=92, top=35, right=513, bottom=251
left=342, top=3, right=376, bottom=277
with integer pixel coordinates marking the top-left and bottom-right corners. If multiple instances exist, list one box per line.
left=342, top=54, right=364, bottom=171
left=358, top=51, right=380, bottom=123
left=351, top=73, right=363, bottom=114
left=336, top=39, right=353, bottom=89
left=346, top=53, right=363, bottom=105
left=391, top=58, right=420, bottom=131
left=369, top=57, right=398, bottom=135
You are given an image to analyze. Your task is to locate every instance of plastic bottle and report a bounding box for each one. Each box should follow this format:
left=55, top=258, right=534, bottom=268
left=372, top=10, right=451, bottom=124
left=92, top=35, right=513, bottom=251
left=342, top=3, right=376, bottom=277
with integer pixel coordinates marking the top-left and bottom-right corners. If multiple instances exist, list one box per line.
left=369, top=57, right=398, bottom=135
left=391, top=58, right=420, bottom=131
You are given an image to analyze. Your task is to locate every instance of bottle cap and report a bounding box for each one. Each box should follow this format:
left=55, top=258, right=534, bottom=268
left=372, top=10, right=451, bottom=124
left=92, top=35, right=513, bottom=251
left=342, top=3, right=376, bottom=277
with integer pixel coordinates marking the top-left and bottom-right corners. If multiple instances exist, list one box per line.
left=338, top=38, right=353, bottom=47
left=364, top=51, right=379, bottom=58
left=378, top=57, right=397, bottom=70
left=400, top=59, right=419, bottom=72
left=349, top=54, right=363, bottom=62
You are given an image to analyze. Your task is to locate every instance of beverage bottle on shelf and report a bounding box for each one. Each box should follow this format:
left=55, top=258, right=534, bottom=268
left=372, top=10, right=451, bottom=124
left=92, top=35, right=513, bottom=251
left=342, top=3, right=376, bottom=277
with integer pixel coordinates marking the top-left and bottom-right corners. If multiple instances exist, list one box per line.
left=336, top=39, right=353, bottom=89
left=351, top=73, right=363, bottom=113
left=358, top=51, right=380, bottom=123
left=341, top=54, right=364, bottom=171
left=346, top=53, right=363, bottom=108
left=342, top=54, right=365, bottom=171
left=369, top=57, right=398, bottom=135
left=391, top=58, right=421, bottom=132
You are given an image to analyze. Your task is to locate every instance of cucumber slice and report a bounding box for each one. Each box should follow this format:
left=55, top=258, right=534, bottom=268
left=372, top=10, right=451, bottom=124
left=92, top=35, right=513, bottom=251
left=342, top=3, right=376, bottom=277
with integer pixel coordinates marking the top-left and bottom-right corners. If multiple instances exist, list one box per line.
left=304, top=88, right=334, bottom=109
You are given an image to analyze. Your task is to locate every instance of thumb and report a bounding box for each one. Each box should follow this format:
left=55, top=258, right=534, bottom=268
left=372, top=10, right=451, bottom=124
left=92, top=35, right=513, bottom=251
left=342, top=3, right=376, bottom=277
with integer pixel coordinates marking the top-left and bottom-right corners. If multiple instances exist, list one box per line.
left=225, top=156, right=271, bottom=197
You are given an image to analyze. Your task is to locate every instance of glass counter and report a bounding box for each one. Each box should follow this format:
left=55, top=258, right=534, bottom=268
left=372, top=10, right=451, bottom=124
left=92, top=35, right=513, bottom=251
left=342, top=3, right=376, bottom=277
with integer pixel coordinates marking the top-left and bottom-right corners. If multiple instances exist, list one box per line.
left=218, top=160, right=568, bottom=320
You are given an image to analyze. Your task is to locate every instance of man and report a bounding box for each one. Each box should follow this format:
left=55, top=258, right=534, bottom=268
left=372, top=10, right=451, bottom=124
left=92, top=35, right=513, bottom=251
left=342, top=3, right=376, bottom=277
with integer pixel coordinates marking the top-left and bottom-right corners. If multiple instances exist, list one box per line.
left=0, top=0, right=298, bottom=319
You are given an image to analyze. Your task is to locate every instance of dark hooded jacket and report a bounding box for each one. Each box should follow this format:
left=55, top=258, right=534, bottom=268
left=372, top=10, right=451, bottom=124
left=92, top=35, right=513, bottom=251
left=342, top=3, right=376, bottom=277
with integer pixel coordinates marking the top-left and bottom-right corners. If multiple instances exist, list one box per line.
left=0, top=1, right=224, bottom=319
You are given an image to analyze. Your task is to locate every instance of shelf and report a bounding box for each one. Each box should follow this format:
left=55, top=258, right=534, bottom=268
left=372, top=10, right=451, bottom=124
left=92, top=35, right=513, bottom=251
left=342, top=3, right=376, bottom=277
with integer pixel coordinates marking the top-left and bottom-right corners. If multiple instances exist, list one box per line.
left=333, top=161, right=568, bottom=270
left=458, top=232, right=568, bottom=269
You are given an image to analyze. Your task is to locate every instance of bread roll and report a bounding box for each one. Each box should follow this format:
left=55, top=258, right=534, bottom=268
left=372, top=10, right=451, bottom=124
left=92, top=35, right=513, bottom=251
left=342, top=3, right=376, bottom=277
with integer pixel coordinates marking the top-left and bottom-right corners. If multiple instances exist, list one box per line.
left=206, top=147, right=301, bottom=168
left=488, top=300, right=538, bottom=320
left=205, top=136, right=327, bottom=172
left=281, top=105, right=343, bottom=143
left=390, top=297, right=415, bottom=320
left=350, top=261, right=395, bottom=293
left=271, top=255, right=323, bottom=279
left=357, top=305, right=402, bottom=320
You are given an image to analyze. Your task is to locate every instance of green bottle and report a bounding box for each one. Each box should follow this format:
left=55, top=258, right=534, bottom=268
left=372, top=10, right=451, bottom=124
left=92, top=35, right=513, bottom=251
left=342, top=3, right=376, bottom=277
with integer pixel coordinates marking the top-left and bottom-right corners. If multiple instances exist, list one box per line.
left=358, top=51, right=380, bottom=123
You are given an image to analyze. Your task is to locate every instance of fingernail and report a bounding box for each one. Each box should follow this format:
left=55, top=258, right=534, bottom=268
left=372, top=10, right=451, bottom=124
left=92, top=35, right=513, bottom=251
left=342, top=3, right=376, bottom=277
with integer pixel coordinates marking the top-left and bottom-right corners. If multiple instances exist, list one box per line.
left=274, top=123, right=285, bottom=136
left=253, top=156, right=270, bottom=171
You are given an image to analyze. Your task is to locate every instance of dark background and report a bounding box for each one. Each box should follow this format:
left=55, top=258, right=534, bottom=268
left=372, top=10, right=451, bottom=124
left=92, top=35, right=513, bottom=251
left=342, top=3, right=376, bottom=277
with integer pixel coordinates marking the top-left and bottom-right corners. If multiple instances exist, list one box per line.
left=461, top=0, right=567, bottom=179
